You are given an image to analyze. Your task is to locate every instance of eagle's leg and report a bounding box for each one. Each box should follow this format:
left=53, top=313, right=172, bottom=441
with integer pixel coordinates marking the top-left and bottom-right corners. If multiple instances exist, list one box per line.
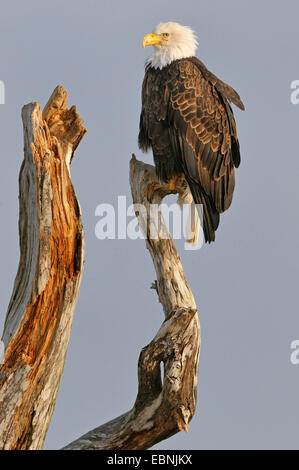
left=176, top=181, right=200, bottom=247
left=168, top=173, right=185, bottom=190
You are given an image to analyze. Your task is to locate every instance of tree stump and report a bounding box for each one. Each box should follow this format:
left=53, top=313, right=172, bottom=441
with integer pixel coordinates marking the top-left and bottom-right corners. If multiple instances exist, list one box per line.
left=0, top=86, right=86, bottom=450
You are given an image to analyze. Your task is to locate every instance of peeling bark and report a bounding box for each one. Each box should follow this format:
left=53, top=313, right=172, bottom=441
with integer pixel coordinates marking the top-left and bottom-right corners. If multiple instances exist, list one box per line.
left=63, top=155, right=200, bottom=450
left=0, top=86, right=86, bottom=450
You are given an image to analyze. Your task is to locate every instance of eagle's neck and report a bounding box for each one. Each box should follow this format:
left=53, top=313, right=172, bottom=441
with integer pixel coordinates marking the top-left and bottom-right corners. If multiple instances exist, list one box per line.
left=146, top=43, right=197, bottom=70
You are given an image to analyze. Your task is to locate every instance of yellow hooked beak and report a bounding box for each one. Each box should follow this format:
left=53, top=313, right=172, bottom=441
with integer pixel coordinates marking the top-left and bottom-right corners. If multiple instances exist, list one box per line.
left=142, top=33, right=163, bottom=48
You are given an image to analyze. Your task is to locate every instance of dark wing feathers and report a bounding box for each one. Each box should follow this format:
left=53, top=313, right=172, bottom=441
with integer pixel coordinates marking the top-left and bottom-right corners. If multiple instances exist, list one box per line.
left=138, top=57, right=244, bottom=242
left=168, top=59, right=241, bottom=214
left=189, top=57, right=245, bottom=111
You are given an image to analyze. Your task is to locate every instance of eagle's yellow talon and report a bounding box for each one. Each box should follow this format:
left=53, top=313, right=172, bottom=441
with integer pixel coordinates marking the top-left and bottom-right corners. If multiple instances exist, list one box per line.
left=169, top=176, right=177, bottom=190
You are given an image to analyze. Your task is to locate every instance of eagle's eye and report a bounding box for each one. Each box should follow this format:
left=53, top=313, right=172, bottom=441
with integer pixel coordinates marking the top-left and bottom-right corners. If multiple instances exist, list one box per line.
left=162, top=33, right=169, bottom=38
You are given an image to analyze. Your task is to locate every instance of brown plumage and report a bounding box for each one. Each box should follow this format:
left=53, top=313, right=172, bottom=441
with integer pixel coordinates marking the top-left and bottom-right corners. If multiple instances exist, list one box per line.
left=139, top=56, right=244, bottom=243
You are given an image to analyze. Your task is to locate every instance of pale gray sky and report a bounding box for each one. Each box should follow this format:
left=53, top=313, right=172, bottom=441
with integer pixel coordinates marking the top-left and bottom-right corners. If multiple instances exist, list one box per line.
left=0, top=0, right=299, bottom=450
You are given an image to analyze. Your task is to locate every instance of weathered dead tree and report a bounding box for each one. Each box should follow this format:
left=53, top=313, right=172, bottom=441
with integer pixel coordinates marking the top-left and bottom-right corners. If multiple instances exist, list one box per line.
left=63, top=156, right=200, bottom=450
left=0, top=88, right=200, bottom=450
left=0, top=86, right=86, bottom=449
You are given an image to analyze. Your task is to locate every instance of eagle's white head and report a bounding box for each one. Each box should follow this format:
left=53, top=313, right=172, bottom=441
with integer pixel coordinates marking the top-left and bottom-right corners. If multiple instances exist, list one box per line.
left=143, top=22, right=198, bottom=70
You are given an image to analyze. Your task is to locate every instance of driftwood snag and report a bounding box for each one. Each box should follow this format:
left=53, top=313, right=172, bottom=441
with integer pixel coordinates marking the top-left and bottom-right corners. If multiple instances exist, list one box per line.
left=63, top=156, right=200, bottom=450
left=0, top=86, right=200, bottom=450
left=0, top=86, right=86, bottom=450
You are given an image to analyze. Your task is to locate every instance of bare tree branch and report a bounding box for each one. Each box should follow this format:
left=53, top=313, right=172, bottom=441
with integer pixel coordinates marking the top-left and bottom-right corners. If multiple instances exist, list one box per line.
left=63, top=155, right=200, bottom=450
left=0, top=86, right=200, bottom=450
left=0, top=86, right=86, bottom=450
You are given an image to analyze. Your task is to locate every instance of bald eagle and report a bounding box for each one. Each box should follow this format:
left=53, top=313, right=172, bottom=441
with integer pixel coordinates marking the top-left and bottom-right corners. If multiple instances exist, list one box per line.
left=138, top=22, right=244, bottom=243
